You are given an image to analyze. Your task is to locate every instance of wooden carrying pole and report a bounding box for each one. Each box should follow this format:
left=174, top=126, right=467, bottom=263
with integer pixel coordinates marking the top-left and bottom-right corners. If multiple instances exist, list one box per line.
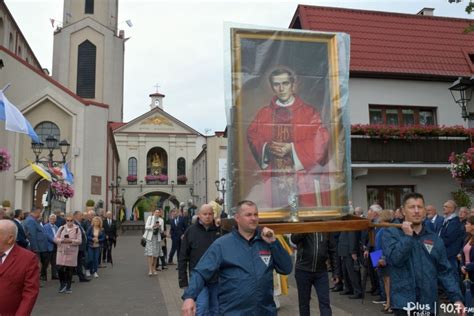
left=220, top=217, right=403, bottom=235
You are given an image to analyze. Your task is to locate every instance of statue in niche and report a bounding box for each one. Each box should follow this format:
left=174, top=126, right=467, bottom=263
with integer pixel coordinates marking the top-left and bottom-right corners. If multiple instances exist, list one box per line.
left=151, top=153, right=163, bottom=174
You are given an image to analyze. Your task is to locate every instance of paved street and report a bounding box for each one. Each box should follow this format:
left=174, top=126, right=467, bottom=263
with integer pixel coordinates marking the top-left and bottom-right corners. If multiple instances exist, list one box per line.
left=32, top=232, right=394, bottom=316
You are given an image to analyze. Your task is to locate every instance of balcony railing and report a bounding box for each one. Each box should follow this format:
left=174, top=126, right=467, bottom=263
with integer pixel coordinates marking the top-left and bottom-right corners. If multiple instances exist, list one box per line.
left=351, top=135, right=471, bottom=164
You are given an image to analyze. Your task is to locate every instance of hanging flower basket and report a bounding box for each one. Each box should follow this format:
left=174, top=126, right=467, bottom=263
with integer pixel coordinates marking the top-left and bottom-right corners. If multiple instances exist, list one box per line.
left=0, top=148, right=11, bottom=172
left=51, top=181, right=74, bottom=199
left=448, top=149, right=474, bottom=179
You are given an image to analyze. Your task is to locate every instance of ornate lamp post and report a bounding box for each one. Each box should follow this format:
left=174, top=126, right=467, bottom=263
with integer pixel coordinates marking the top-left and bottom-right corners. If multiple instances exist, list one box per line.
left=109, top=175, right=122, bottom=219
left=449, top=77, right=473, bottom=120
left=214, top=177, right=226, bottom=212
left=31, top=135, right=70, bottom=219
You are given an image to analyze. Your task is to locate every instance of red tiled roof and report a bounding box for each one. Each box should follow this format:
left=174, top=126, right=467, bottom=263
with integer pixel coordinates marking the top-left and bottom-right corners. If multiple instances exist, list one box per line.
left=291, top=5, right=474, bottom=79
left=109, top=121, right=127, bottom=130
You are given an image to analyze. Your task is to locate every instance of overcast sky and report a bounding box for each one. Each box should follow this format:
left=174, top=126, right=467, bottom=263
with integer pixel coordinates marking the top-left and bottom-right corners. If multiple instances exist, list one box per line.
left=5, top=0, right=471, bottom=134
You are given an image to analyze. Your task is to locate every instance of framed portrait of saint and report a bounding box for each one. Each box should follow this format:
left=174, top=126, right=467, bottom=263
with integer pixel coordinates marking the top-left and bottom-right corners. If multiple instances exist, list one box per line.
left=225, top=26, right=351, bottom=222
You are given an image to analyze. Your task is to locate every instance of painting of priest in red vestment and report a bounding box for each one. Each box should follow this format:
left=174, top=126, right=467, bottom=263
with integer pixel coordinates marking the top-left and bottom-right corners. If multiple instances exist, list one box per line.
left=247, top=67, right=331, bottom=209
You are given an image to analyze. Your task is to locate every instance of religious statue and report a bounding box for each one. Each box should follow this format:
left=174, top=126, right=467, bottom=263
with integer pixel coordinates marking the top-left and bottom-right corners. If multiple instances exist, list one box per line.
left=151, top=153, right=162, bottom=169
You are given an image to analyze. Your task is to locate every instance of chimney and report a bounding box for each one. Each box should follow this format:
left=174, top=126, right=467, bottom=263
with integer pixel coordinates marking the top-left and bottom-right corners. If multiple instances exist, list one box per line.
left=417, top=8, right=434, bottom=16
left=149, top=92, right=165, bottom=110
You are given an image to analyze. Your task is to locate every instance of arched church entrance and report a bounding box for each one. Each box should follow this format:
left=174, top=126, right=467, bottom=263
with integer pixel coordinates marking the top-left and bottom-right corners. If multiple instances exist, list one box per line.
left=131, top=191, right=179, bottom=222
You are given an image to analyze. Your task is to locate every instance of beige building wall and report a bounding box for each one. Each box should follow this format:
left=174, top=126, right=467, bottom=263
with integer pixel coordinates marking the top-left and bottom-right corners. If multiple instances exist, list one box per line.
left=0, top=49, right=109, bottom=212
left=192, top=134, right=227, bottom=208
left=53, top=4, right=124, bottom=122
left=63, top=0, right=118, bottom=32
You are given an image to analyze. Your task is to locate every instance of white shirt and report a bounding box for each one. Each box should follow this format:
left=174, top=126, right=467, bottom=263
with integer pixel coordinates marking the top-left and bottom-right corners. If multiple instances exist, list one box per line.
left=1, top=244, right=14, bottom=264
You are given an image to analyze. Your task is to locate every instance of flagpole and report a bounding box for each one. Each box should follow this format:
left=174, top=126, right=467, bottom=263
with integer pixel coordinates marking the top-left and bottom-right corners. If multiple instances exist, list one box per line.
left=1, top=83, right=11, bottom=92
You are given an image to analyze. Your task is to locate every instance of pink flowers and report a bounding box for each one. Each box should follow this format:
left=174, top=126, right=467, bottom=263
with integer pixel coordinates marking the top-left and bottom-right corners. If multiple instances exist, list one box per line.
left=145, top=174, right=168, bottom=182
left=0, top=148, right=11, bottom=172
left=448, top=150, right=474, bottom=179
left=351, top=124, right=473, bottom=140
left=127, top=175, right=137, bottom=182
left=51, top=181, right=74, bottom=198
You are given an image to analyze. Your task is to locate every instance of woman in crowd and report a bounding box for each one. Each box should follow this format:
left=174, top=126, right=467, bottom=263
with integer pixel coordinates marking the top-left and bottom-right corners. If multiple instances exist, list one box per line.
left=375, top=209, right=394, bottom=314
left=144, top=209, right=162, bottom=276
left=461, top=215, right=474, bottom=293
left=87, top=216, right=105, bottom=278
left=54, top=212, right=82, bottom=294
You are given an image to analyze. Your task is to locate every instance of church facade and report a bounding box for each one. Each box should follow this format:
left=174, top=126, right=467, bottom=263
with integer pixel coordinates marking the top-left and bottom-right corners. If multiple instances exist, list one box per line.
left=0, top=0, right=126, bottom=212
left=112, top=94, right=206, bottom=216
left=0, top=0, right=220, bottom=216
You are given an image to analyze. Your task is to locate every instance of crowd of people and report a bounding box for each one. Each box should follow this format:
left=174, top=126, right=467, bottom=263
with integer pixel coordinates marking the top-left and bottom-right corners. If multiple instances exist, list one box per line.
left=3, top=192, right=474, bottom=315
left=172, top=194, right=473, bottom=316
left=0, top=206, right=117, bottom=315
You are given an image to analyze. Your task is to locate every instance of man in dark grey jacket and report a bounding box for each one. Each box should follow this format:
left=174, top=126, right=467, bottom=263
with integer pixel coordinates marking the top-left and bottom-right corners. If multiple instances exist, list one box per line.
left=337, top=230, right=362, bottom=299
left=291, top=232, right=340, bottom=316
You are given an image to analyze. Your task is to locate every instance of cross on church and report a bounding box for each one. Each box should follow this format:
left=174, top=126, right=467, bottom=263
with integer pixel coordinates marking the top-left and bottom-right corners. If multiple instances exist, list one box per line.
left=153, top=84, right=160, bottom=93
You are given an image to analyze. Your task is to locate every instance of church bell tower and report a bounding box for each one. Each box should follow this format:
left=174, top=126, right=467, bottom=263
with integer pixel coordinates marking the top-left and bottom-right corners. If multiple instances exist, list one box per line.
left=52, top=0, right=125, bottom=122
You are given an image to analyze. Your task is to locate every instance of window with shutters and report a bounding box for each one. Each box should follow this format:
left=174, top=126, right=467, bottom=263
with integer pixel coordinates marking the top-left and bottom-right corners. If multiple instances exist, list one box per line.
left=85, top=0, right=94, bottom=14
left=76, top=40, right=96, bottom=98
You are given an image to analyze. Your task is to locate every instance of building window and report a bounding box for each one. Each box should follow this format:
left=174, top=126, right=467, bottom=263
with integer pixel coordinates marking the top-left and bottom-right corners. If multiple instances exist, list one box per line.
left=76, top=40, right=96, bottom=98
left=366, top=185, right=415, bottom=210
left=369, top=105, right=436, bottom=126
left=127, top=157, right=137, bottom=183
left=177, top=158, right=186, bottom=184
left=128, top=157, right=137, bottom=176
left=8, top=32, right=13, bottom=51
left=85, top=0, right=94, bottom=14
left=34, top=121, right=60, bottom=145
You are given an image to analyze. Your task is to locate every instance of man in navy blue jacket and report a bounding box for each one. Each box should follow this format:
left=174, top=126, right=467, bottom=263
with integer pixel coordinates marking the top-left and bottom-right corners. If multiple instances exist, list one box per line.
left=424, top=205, right=444, bottom=234
left=12, top=209, right=29, bottom=248
left=43, top=214, right=59, bottom=280
left=439, top=200, right=465, bottom=276
left=168, top=208, right=187, bottom=264
left=383, top=193, right=463, bottom=315
left=23, top=208, right=48, bottom=281
left=182, top=200, right=292, bottom=315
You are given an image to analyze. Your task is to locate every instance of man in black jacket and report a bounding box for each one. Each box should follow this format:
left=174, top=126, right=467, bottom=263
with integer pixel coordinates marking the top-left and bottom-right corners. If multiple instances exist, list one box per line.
left=178, top=204, right=220, bottom=316
left=337, top=231, right=362, bottom=299
left=291, top=232, right=340, bottom=316
left=102, top=211, right=117, bottom=264
left=12, top=209, right=29, bottom=248
left=73, top=211, right=90, bottom=282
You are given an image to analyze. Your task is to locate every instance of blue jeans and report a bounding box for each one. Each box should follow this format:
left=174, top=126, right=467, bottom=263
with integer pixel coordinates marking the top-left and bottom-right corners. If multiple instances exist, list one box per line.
left=295, top=269, right=331, bottom=316
left=196, top=283, right=219, bottom=316
left=88, top=247, right=100, bottom=274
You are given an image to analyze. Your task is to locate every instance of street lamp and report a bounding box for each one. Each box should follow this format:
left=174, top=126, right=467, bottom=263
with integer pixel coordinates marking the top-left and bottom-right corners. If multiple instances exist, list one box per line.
left=109, top=176, right=123, bottom=220
left=31, top=135, right=71, bottom=219
left=32, top=135, right=70, bottom=164
left=449, top=77, right=473, bottom=120
left=215, top=177, right=226, bottom=212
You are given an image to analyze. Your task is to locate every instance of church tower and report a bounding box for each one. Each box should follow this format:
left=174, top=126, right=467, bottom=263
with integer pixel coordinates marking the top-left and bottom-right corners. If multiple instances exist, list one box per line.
left=52, top=0, right=125, bottom=122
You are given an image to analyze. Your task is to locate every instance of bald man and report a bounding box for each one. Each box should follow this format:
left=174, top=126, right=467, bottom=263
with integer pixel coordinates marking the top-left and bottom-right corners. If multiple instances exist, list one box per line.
left=439, top=200, right=465, bottom=276
left=179, top=204, right=221, bottom=316
left=0, top=220, right=39, bottom=315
